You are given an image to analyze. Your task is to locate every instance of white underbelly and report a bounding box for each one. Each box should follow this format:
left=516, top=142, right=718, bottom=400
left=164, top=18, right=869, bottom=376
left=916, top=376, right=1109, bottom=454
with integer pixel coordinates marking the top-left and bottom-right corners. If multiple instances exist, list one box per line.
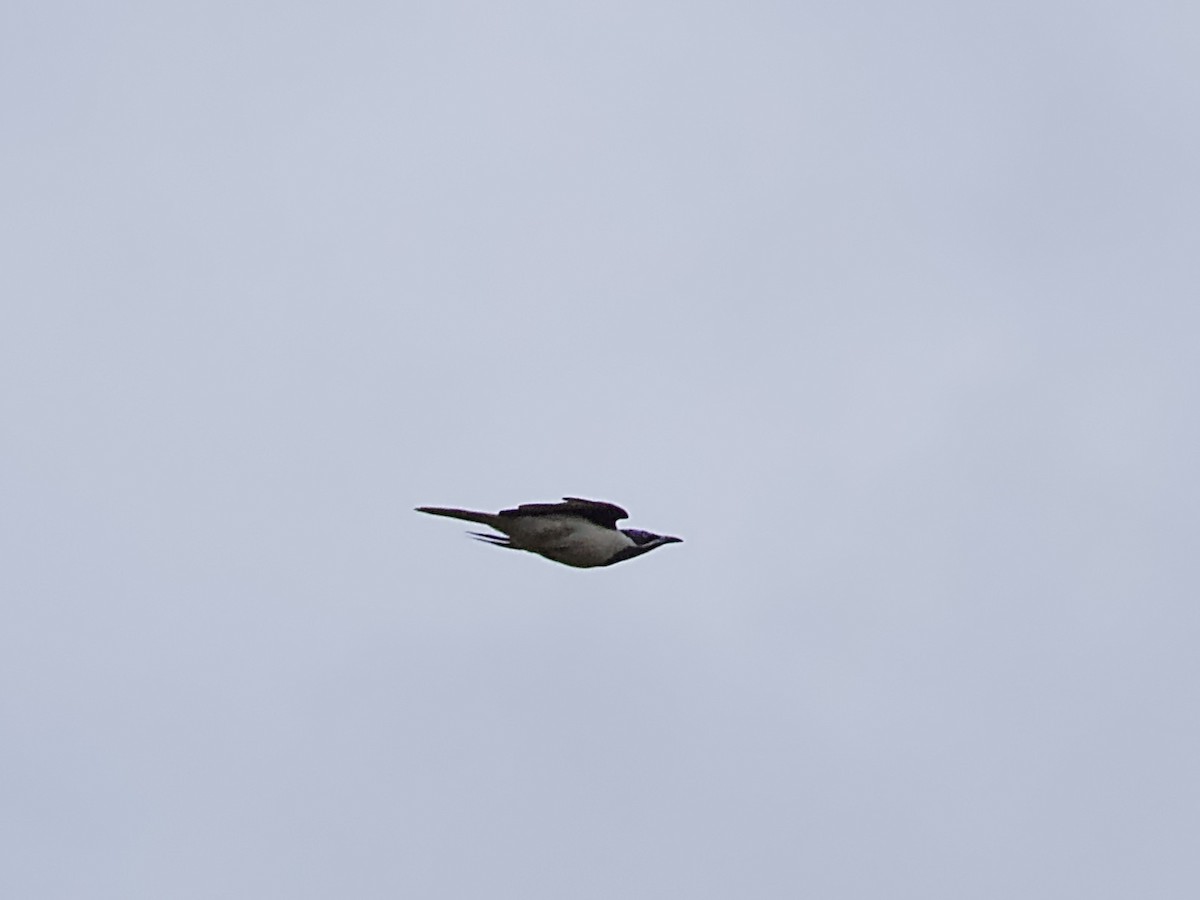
left=498, top=516, right=633, bottom=568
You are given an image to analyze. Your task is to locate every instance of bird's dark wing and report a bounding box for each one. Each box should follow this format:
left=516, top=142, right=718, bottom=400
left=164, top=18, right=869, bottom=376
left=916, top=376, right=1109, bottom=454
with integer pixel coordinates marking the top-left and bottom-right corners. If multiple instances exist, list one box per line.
left=499, top=497, right=629, bottom=530
left=469, top=532, right=519, bottom=549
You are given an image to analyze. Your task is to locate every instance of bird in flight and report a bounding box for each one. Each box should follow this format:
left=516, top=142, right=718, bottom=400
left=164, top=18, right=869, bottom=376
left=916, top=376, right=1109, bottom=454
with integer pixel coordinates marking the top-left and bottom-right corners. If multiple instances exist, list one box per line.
left=415, top=497, right=683, bottom=568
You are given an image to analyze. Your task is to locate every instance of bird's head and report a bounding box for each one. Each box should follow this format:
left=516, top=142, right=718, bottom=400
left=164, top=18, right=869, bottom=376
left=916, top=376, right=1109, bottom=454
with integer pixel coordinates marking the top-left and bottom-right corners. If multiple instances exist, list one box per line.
left=596, top=528, right=684, bottom=566
left=621, top=529, right=684, bottom=547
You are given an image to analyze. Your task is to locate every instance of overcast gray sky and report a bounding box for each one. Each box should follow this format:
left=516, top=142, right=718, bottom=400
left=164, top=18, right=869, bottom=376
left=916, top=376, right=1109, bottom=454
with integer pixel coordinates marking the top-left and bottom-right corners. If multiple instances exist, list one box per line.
left=4, top=1, right=1199, bottom=897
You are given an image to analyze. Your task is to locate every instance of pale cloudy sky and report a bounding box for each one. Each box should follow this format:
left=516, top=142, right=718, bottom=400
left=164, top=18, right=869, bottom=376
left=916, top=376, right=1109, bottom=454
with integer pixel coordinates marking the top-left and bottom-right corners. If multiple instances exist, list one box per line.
left=3, top=2, right=1199, bottom=897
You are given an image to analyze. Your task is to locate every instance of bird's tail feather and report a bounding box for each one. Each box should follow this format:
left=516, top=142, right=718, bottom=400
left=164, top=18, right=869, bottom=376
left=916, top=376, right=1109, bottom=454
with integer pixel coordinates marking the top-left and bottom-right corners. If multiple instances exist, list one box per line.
left=415, top=506, right=498, bottom=526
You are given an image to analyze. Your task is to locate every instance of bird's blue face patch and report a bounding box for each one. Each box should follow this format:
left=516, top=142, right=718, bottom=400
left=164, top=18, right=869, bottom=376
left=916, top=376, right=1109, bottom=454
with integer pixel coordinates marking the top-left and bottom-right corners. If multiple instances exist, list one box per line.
left=621, top=529, right=659, bottom=545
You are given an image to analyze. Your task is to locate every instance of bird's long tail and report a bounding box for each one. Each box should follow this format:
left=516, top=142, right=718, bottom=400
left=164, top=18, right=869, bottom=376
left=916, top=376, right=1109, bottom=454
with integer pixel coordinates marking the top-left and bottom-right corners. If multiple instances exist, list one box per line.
left=415, top=506, right=498, bottom=526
